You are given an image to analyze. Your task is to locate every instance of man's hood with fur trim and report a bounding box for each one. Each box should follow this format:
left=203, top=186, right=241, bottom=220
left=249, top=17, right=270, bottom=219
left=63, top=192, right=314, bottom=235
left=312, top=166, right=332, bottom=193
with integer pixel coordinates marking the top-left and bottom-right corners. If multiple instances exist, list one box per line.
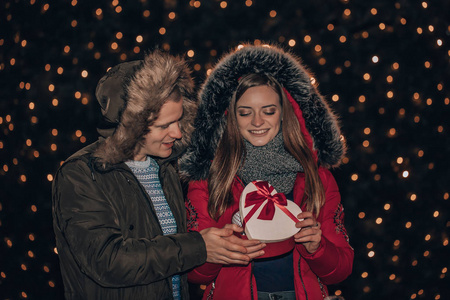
left=93, top=50, right=197, bottom=166
left=180, top=44, right=345, bottom=181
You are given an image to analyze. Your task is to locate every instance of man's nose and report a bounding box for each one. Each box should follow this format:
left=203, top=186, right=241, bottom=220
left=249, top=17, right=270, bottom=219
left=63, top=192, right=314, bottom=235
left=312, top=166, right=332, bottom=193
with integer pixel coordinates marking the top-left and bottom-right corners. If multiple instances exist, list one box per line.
left=170, top=122, right=182, bottom=139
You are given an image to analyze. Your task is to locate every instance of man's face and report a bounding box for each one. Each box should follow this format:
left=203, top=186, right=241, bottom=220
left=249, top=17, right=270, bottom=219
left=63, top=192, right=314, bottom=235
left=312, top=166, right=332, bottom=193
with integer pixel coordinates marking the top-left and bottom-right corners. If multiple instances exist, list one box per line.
left=134, top=98, right=184, bottom=161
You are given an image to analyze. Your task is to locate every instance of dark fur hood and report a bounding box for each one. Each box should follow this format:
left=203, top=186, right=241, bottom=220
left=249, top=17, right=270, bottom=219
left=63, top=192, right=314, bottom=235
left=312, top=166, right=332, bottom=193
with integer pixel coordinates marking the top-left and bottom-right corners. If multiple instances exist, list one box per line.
left=93, top=50, right=197, bottom=166
left=180, top=44, right=345, bottom=181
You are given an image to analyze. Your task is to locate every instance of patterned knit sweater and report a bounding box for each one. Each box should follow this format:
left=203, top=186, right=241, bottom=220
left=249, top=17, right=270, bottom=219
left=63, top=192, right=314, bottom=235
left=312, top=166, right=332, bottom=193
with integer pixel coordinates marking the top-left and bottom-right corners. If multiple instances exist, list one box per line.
left=126, top=156, right=180, bottom=300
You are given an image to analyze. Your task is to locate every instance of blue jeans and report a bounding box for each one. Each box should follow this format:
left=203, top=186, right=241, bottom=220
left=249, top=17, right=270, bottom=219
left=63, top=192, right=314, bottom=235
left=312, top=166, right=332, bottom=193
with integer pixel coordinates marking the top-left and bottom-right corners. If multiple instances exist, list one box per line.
left=257, top=291, right=296, bottom=300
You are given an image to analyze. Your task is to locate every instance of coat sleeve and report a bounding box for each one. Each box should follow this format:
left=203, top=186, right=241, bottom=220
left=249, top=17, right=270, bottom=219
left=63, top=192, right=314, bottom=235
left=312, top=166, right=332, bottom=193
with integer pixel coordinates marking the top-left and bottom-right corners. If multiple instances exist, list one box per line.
left=52, top=160, right=207, bottom=288
left=295, top=168, right=354, bottom=285
left=185, top=180, right=225, bottom=284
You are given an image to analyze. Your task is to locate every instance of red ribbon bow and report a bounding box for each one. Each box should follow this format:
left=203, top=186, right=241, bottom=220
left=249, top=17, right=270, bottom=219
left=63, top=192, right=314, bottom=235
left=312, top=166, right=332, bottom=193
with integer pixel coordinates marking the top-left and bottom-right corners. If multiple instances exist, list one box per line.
left=243, top=181, right=298, bottom=224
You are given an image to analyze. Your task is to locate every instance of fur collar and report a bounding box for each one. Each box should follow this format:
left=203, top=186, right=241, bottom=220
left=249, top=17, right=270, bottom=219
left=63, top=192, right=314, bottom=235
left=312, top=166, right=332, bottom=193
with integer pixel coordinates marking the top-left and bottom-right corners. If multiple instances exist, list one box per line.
left=180, top=44, right=345, bottom=181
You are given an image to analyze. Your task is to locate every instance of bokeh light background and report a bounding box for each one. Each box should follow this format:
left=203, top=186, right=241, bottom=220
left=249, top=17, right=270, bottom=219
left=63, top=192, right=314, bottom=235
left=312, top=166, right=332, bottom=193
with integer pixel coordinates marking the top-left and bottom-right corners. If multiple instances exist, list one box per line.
left=0, top=0, right=449, bottom=299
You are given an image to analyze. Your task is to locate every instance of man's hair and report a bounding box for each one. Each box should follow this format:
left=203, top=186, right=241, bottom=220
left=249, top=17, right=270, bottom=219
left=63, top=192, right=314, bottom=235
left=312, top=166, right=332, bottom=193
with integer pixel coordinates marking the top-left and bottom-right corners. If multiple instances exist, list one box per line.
left=94, top=50, right=197, bottom=166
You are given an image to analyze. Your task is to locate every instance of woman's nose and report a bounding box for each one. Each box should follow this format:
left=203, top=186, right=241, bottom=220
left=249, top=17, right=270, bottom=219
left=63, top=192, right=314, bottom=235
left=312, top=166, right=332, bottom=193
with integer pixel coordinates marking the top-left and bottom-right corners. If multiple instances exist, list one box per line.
left=251, top=114, right=264, bottom=127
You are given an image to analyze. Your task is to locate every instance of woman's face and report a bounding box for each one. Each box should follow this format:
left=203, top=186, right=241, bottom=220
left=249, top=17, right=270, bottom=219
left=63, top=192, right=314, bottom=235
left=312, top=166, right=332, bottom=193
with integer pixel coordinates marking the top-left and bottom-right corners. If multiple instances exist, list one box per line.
left=235, top=85, right=282, bottom=147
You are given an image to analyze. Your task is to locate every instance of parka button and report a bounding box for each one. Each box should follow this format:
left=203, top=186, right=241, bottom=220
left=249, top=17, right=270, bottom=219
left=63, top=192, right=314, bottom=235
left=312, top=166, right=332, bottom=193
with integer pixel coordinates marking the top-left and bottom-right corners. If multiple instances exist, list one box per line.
left=129, top=225, right=134, bottom=230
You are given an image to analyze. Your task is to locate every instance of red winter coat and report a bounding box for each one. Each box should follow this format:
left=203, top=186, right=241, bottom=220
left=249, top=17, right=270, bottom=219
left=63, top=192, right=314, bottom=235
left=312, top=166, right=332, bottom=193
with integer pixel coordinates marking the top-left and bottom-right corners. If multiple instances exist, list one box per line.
left=186, top=168, right=353, bottom=300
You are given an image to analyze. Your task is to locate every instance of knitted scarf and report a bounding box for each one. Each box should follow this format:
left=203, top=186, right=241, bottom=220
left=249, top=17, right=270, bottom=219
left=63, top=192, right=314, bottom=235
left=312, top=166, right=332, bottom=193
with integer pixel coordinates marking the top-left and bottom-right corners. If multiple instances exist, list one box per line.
left=238, top=130, right=303, bottom=194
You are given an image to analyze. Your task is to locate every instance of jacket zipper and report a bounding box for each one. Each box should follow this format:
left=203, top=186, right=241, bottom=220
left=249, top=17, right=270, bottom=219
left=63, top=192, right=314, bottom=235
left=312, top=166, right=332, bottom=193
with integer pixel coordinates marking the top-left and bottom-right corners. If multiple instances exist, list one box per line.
left=298, top=259, right=308, bottom=300
left=250, top=260, right=255, bottom=300
left=237, top=176, right=256, bottom=300
left=318, top=277, right=328, bottom=298
left=206, top=281, right=215, bottom=300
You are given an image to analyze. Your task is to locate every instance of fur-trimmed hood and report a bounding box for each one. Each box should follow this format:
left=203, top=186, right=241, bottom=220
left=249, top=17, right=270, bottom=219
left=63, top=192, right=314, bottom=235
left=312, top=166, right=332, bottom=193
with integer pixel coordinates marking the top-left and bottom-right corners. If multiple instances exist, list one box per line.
left=180, top=44, right=345, bottom=181
left=93, top=50, right=197, bottom=166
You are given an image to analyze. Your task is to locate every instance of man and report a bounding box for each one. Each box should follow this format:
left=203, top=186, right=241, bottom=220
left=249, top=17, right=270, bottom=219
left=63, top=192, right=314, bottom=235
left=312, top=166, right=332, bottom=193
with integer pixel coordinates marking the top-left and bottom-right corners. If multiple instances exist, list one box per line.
left=52, top=50, right=265, bottom=300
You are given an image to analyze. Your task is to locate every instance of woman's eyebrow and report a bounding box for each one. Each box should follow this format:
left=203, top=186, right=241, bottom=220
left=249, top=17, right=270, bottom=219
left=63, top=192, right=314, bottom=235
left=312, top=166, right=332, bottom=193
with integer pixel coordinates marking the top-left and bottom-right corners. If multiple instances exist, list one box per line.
left=237, top=104, right=277, bottom=109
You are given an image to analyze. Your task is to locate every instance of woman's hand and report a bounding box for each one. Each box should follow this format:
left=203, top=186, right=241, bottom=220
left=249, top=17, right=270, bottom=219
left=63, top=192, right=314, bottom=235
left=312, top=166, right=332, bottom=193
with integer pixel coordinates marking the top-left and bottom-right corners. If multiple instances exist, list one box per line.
left=294, top=211, right=322, bottom=254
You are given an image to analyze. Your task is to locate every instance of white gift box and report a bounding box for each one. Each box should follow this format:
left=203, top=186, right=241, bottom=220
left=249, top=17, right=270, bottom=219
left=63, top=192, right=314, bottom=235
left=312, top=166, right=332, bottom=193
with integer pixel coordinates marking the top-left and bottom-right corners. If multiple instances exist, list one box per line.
left=239, top=180, right=302, bottom=258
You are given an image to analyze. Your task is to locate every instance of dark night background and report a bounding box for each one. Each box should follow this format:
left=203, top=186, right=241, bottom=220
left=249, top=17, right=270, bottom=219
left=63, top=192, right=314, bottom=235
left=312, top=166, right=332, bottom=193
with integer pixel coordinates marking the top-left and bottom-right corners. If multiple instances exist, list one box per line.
left=0, top=0, right=449, bottom=299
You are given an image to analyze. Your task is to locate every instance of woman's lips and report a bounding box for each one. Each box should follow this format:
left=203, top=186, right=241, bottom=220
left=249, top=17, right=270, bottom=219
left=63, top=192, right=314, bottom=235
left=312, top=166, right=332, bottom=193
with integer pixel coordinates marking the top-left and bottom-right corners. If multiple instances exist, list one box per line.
left=249, top=129, right=269, bottom=135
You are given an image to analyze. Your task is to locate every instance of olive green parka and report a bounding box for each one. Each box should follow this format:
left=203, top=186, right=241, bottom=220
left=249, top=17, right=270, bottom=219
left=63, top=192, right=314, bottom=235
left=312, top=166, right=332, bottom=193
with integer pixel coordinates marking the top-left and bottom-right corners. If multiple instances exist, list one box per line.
left=52, top=50, right=205, bottom=299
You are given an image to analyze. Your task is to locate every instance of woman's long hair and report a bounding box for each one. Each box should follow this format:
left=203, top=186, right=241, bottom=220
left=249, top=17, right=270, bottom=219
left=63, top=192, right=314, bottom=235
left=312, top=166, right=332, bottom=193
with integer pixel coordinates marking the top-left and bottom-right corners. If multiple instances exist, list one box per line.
left=207, top=73, right=325, bottom=220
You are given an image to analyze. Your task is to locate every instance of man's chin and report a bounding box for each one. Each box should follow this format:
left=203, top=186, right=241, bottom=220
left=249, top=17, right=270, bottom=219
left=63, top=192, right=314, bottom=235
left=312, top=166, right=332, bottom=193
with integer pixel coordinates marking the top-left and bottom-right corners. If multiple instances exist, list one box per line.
left=160, top=148, right=173, bottom=158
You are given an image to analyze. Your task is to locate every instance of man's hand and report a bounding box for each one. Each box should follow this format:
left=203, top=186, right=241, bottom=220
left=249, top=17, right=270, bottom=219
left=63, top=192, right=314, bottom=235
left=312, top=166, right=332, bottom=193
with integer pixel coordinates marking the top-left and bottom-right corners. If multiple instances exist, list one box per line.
left=200, top=224, right=266, bottom=265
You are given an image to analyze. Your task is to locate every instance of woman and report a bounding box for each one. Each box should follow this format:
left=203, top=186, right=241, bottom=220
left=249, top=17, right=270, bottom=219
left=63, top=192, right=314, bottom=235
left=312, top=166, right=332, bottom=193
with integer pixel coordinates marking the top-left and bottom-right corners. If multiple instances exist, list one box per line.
left=180, top=45, right=353, bottom=300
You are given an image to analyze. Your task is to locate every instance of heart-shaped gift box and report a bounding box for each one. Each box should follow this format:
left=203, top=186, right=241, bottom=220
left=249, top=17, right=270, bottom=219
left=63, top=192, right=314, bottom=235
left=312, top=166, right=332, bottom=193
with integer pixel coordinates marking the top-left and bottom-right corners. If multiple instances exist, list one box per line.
left=238, top=180, right=302, bottom=258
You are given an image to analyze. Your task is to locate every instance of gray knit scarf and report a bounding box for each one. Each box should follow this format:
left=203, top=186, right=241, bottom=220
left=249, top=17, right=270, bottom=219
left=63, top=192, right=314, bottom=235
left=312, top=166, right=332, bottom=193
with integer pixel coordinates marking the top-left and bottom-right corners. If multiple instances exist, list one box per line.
left=238, top=130, right=303, bottom=194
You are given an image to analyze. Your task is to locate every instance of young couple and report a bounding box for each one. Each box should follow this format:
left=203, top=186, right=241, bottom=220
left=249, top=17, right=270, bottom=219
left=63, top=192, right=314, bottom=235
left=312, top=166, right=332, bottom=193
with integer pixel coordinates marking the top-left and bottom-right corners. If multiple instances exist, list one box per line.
left=52, top=44, right=353, bottom=300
